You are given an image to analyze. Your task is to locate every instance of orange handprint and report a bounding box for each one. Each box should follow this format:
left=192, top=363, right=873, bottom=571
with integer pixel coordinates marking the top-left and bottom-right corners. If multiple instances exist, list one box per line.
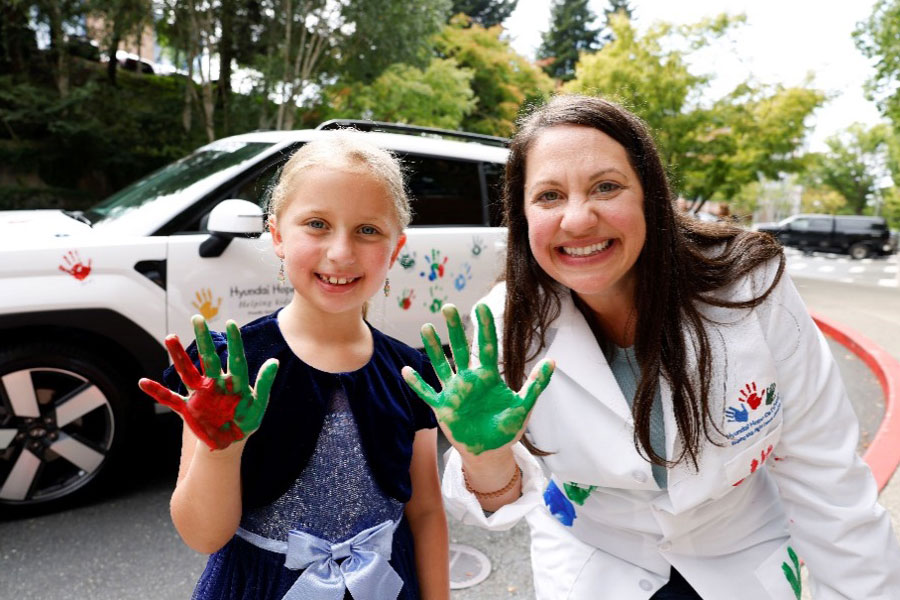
left=58, top=250, right=92, bottom=281
left=192, top=288, right=222, bottom=320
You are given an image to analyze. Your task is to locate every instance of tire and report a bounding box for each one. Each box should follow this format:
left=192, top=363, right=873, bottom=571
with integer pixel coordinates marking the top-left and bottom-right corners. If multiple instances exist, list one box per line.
left=849, top=243, right=870, bottom=260
left=0, top=342, right=136, bottom=510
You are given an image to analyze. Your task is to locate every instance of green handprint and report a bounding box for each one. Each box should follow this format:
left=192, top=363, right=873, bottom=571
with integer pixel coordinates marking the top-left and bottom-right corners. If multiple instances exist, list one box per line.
left=139, top=315, right=278, bottom=450
left=402, top=303, right=554, bottom=455
left=563, top=482, right=597, bottom=506
left=781, top=545, right=801, bottom=600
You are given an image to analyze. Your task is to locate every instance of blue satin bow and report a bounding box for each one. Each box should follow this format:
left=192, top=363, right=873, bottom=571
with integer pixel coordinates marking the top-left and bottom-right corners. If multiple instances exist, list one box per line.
left=282, top=520, right=403, bottom=600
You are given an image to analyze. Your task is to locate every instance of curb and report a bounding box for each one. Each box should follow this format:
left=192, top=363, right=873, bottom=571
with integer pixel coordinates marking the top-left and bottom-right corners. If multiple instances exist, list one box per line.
left=812, top=311, right=900, bottom=491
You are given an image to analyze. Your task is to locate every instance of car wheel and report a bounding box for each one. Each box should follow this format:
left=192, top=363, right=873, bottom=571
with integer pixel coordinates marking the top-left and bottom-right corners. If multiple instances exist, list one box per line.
left=849, top=243, right=870, bottom=260
left=0, top=342, right=134, bottom=509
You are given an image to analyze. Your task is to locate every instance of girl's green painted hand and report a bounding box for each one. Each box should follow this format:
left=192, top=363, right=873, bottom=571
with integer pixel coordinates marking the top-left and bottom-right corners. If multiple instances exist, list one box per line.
left=139, top=315, right=278, bottom=450
left=403, top=303, right=554, bottom=455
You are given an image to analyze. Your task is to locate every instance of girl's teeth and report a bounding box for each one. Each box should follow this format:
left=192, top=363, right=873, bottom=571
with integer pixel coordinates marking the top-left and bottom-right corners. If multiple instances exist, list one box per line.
left=321, top=275, right=356, bottom=285
left=562, top=240, right=611, bottom=256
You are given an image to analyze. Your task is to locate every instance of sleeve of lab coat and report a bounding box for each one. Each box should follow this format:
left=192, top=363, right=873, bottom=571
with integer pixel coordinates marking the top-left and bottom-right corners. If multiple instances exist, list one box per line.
left=755, top=259, right=900, bottom=599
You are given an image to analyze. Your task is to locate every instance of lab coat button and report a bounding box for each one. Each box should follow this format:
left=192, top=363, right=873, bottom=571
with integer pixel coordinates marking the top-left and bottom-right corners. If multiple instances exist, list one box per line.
left=632, top=470, right=648, bottom=483
left=639, top=579, right=653, bottom=591
left=659, top=542, right=672, bottom=551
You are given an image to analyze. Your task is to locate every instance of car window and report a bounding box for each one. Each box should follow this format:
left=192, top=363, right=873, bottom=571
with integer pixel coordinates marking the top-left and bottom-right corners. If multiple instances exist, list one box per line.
left=403, top=155, right=485, bottom=226
left=85, top=141, right=274, bottom=225
left=789, top=218, right=810, bottom=231
left=809, top=218, right=832, bottom=232
left=483, top=161, right=505, bottom=227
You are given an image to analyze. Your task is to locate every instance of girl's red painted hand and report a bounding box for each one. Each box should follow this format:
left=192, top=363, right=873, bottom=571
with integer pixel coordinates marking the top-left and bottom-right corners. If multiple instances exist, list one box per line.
left=139, top=315, right=279, bottom=450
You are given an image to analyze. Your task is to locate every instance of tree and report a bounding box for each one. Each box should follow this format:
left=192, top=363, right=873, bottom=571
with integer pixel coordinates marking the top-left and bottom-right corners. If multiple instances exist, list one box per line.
left=564, top=13, right=824, bottom=211
left=324, top=58, right=476, bottom=129
left=854, top=0, right=900, bottom=124
left=435, top=15, right=554, bottom=136
left=801, top=186, right=847, bottom=214
left=804, top=123, right=892, bottom=215
left=450, top=0, right=517, bottom=27
left=90, top=0, right=152, bottom=86
left=600, top=0, right=634, bottom=44
left=537, top=0, right=600, bottom=81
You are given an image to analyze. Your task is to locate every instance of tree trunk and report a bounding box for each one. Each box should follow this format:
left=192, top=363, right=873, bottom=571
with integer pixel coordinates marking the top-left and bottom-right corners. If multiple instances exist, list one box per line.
left=107, top=34, right=120, bottom=86
left=218, top=0, right=234, bottom=135
left=47, top=2, right=69, bottom=98
left=276, top=0, right=293, bottom=130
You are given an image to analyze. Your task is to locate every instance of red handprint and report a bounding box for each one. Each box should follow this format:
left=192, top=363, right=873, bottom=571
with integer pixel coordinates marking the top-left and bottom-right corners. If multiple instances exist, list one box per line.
left=138, top=317, right=278, bottom=450
left=58, top=250, right=92, bottom=281
left=733, top=444, right=774, bottom=487
left=738, top=381, right=763, bottom=410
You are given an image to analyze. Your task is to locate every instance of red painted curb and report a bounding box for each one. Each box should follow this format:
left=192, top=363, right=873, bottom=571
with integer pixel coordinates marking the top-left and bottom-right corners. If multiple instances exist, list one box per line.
left=811, top=311, right=900, bottom=492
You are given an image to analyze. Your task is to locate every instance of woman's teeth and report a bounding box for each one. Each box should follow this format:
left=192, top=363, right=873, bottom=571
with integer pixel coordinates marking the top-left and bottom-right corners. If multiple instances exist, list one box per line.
left=560, top=240, right=612, bottom=256
left=318, top=274, right=359, bottom=285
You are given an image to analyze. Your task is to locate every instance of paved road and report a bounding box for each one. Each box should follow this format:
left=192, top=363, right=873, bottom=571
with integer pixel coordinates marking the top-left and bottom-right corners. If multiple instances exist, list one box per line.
left=785, top=247, right=898, bottom=288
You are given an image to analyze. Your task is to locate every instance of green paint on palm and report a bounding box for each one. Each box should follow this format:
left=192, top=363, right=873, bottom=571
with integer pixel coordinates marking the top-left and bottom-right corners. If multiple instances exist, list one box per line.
left=563, top=482, right=597, bottom=505
left=781, top=545, right=801, bottom=600
left=404, top=303, right=554, bottom=455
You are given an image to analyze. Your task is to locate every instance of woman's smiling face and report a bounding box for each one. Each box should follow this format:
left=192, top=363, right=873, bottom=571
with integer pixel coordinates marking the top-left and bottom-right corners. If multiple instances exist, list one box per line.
left=523, top=124, right=646, bottom=307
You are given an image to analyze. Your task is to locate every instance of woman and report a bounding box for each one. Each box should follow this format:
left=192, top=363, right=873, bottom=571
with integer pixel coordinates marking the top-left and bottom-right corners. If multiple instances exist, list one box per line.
left=403, top=95, right=900, bottom=599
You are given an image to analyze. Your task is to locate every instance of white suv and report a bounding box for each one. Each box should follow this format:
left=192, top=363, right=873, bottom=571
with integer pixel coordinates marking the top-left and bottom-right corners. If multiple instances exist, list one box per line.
left=0, top=122, right=509, bottom=509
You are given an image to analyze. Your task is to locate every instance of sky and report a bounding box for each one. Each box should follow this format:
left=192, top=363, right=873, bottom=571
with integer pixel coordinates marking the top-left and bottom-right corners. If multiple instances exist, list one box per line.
left=502, top=0, right=885, bottom=153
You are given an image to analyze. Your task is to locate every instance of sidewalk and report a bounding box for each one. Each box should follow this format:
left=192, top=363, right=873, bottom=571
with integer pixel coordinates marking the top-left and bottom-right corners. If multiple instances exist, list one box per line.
left=794, top=277, right=900, bottom=540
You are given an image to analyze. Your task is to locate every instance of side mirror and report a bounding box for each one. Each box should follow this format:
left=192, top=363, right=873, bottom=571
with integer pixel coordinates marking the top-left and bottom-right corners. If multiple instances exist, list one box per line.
left=782, top=223, right=791, bottom=231
left=200, top=199, right=265, bottom=258
left=207, top=199, right=265, bottom=236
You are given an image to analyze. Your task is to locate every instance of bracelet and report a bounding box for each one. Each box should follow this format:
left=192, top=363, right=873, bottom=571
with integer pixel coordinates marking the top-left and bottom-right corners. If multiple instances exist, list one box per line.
left=463, top=465, right=522, bottom=499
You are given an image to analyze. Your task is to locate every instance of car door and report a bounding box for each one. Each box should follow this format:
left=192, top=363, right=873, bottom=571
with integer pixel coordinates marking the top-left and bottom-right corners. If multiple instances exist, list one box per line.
left=164, top=153, right=294, bottom=345
left=365, top=155, right=507, bottom=347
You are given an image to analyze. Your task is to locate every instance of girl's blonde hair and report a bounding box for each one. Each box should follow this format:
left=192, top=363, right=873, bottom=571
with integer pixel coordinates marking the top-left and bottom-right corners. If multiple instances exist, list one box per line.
left=268, top=132, right=411, bottom=229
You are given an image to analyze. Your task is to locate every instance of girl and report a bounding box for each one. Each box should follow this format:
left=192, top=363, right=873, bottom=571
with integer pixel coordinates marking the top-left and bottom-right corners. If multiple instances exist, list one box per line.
left=403, top=95, right=900, bottom=599
left=140, top=134, right=449, bottom=600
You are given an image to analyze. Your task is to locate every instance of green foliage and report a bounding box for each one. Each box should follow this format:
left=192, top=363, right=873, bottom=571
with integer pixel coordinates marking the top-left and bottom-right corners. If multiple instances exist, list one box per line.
left=854, top=0, right=900, bottom=124
left=804, top=123, right=891, bottom=215
left=801, top=186, right=847, bottom=214
left=538, top=0, right=600, bottom=81
left=324, top=58, right=477, bottom=129
left=436, top=16, right=554, bottom=136
left=450, top=0, right=518, bottom=27
left=564, top=14, right=823, bottom=206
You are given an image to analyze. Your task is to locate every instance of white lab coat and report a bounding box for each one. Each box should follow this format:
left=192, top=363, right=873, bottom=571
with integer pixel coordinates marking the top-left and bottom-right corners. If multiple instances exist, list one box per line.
left=442, top=258, right=900, bottom=599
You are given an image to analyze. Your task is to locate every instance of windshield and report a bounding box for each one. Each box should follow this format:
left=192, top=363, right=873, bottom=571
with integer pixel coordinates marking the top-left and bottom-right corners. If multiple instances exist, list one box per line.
left=84, top=141, right=274, bottom=225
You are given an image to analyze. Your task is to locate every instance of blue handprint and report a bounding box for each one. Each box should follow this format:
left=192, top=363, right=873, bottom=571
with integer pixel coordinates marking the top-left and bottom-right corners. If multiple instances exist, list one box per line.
left=453, top=263, right=472, bottom=291
left=725, top=405, right=749, bottom=423
left=544, top=480, right=576, bottom=527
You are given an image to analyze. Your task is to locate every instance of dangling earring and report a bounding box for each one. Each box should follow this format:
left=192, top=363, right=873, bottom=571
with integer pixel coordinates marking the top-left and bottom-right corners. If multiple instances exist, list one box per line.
left=277, top=260, right=285, bottom=284
left=383, top=277, right=390, bottom=297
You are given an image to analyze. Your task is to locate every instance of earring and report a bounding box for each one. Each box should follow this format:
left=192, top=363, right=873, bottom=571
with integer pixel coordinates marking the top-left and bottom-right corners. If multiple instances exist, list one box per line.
left=277, top=260, right=285, bottom=284
left=383, top=277, right=390, bottom=297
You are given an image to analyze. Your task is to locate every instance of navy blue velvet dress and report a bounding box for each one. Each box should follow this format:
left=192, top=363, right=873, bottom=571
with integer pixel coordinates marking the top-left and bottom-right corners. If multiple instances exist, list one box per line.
left=163, top=311, right=439, bottom=600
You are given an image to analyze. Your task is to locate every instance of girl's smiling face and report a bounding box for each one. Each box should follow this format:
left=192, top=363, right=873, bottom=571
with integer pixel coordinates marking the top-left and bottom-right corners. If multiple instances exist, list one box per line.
left=523, top=125, right=646, bottom=307
left=271, top=166, right=405, bottom=316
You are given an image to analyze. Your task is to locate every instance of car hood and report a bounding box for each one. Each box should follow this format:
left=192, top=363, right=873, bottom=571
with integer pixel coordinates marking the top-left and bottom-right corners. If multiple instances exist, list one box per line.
left=0, top=210, right=93, bottom=241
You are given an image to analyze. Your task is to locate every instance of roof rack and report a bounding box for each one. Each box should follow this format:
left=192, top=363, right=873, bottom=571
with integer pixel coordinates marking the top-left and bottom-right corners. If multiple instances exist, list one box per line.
left=315, top=119, right=509, bottom=148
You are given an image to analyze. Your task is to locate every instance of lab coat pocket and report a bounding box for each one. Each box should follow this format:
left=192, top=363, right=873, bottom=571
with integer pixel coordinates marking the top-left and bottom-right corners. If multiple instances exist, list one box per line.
left=754, top=540, right=803, bottom=599
left=724, top=425, right=782, bottom=489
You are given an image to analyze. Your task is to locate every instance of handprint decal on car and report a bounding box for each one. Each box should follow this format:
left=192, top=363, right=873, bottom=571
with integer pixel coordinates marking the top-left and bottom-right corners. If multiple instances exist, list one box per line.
left=453, top=263, right=472, bottom=291
left=58, top=250, right=92, bottom=281
left=398, top=250, right=417, bottom=270
left=397, top=289, right=415, bottom=311
left=419, top=249, right=448, bottom=281
left=192, top=288, right=223, bottom=321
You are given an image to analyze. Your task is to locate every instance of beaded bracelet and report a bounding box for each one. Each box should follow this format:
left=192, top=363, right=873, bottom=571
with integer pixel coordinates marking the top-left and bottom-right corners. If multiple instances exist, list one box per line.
left=463, top=465, right=522, bottom=499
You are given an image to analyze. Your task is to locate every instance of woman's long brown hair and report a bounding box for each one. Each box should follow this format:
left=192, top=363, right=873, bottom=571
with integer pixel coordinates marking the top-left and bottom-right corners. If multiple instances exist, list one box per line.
left=502, top=95, right=785, bottom=467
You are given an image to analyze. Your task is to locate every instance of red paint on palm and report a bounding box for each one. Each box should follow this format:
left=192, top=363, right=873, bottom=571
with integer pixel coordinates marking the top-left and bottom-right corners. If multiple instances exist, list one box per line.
left=139, top=334, right=247, bottom=450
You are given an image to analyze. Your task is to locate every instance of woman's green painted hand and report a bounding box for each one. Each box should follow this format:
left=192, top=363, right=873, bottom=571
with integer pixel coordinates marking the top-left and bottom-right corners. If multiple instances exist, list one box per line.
left=402, top=303, right=554, bottom=455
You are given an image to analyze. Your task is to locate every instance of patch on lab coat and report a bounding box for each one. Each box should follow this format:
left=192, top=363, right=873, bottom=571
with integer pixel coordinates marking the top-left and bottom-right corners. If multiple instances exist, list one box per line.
left=754, top=540, right=802, bottom=599
left=725, top=425, right=782, bottom=487
left=726, top=381, right=782, bottom=446
left=544, top=480, right=576, bottom=526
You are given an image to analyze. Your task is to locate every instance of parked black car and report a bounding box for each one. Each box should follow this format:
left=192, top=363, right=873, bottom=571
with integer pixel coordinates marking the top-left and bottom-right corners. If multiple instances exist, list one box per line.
left=755, top=214, right=894, bottom=259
